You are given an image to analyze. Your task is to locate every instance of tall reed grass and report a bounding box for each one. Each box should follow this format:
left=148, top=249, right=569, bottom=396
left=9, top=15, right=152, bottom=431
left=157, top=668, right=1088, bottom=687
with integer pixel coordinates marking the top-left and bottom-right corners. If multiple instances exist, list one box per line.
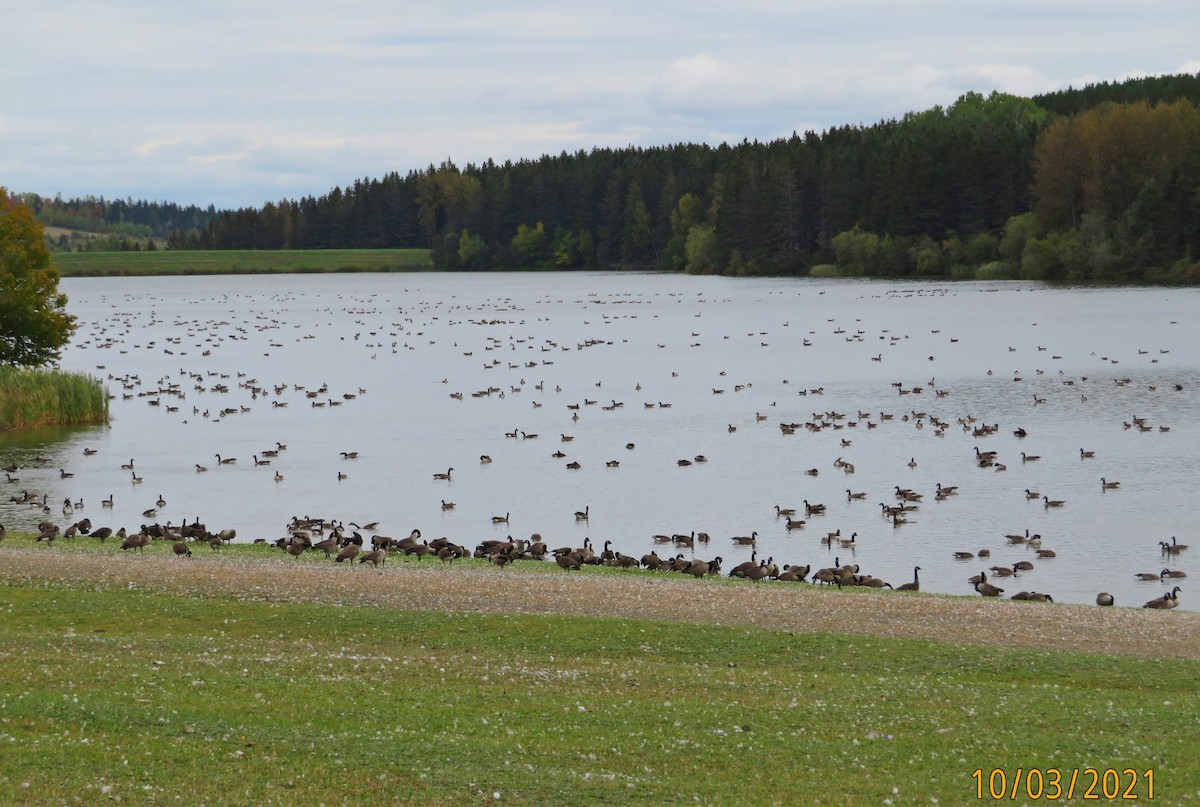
left=0, top=366, right=109, bottom=429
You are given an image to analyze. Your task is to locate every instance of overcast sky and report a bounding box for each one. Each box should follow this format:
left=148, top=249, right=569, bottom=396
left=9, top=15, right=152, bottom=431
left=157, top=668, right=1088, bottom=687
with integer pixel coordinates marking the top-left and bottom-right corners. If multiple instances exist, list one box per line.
left=2, top=1, right=1197, bottom=210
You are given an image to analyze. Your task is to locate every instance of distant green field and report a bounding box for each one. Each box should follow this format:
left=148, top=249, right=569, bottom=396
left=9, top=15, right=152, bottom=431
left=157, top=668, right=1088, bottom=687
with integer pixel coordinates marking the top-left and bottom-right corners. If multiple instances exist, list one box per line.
left=53, top=249, right=433, bottom=276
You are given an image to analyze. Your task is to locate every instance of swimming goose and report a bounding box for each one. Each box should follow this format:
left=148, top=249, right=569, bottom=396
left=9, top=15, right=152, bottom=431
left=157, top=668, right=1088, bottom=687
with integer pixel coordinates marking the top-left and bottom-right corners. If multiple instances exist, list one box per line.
left=491, top=512, right=510, bottom=524
left=574, top=506, right=589, bottom=521
left=1042, top=496, right=1065, bottom=508
left=1080, top=448, right=1095, bottom=459
left=215, top=454, right=236, bottom=464
left=432, top=467, right=453, bottom=480
left=480, top=455, right=493, bottom=464
left=441, top=500, right=455, bottom=510
left=1100, top=477, right=1120, bottom=490
left=1020, top=452, right=1040, bottom=462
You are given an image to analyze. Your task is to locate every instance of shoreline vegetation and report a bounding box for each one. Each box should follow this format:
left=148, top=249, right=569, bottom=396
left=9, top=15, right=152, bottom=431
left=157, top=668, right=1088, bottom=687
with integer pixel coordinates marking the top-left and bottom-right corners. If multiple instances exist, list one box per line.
left=53, top=248, right=431, bottom=277
left=0, top=541, right=1195, bottom=803
left=0, top=365, right=108, bottom=430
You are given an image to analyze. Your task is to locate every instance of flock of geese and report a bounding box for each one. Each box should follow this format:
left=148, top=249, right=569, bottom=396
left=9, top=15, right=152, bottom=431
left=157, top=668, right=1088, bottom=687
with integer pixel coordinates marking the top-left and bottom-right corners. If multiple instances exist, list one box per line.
left=0, top=283, right=1192, bottom=612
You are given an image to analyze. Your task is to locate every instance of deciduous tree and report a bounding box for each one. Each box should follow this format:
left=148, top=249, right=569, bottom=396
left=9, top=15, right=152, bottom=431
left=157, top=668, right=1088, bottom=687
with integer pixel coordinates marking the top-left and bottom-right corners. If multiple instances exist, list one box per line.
left=0, top=191, right=76, bottom=366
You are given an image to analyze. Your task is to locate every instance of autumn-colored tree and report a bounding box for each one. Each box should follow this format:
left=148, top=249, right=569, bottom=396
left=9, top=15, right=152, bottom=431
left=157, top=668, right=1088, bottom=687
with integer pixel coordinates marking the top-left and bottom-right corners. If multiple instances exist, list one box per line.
left=0, top=190, right=76, bottom=366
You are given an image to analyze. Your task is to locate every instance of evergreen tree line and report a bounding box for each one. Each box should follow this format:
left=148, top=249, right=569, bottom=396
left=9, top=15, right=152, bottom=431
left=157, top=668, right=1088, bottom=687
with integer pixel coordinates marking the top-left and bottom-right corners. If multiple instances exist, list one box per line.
left=151, top=74, right=1200, bottom=282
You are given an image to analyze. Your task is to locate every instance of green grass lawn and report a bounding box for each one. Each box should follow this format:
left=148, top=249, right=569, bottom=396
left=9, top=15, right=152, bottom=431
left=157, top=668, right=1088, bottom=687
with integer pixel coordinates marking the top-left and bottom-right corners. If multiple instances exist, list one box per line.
left=53, top=248, right=432, bottom=276
left=0, top=550, right=1194, bottom=804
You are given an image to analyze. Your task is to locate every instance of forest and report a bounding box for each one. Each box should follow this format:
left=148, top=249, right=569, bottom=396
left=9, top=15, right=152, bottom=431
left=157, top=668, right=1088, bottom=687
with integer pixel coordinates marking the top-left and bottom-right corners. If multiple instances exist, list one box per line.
left=35, top=73, right=1200, bottom=283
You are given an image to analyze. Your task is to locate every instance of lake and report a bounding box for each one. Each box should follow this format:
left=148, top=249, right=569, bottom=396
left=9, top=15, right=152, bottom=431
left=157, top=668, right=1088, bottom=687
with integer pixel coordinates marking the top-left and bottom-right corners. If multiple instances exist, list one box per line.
left=2, top=272, right=1197, bottom=610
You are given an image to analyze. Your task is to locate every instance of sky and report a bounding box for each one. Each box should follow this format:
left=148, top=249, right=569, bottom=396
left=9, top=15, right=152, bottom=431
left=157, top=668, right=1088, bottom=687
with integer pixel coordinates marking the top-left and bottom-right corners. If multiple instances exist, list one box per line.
left=2, top=1, right=1197, bottom=210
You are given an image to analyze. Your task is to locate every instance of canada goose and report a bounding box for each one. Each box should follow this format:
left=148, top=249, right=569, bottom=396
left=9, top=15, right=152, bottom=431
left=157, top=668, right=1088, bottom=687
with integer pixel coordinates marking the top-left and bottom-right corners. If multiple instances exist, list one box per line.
left=359, top=547, right=387, bottom=567
left=491, top=512, right=510, bottom=524
left=1096, top=592, right=1114, bottom=606
left=731, top=531, right=757, bottom=545
left=130, top=471, right=143, bottom=484
left=1005, top=529, right=1030, bottom=544
left=990, top=565, right=1015, bottom=577
left=1042, top=496, right=1065, bottom=508
left=172, top=540, right=192, bottom=558
left=1024, top=488, right=1040, bottom=500
left=606, top=460, right=620, bottom=467
left=907, top=457, right=917, bottom=468
left=335, top=543, right=361, bottom=563
left=441, top=500, right=455, bottom=510
left=1101, top=477, right=1120, bottom=490
left=953, top=551, right=974, bottom=560
left=1035, top=549, right=1056, bottom=558
left=1143, top=587, right=1180, bottom=609
left=1080, top=448, right=1096, bottom=459
left=975, top=574, right=1004, bottom=597
left=839, top=532, right=858, bottom=548
left=341, top=451, right=359, bottom=459
left=433, top=467, right=453, bottom=480
left=337, top=471, right=348, bottom=481
left=1011, top=591, right=1053, bottom=602
left=59, top=469, right=74, bottom=479
left=142, top=508, right=157, bottom=518
left=565, top=461, right=581, bottom=469
left=936, top=483, right=958, bottom=496
left=1135, top=570, right=1165, bottom=581
left=574, top=506, right=589, bottom=521
left=1012, top=560, right=1034, bottom=571
left=1020, top=452, right=1040, bottom=463
left=677, top=459, right=692, bottom=466
left=155, top=494, right=166, bottom=507
left=121, top=459, right=135, bottom=470
left=274, top=471, right=284, bottom=482
left=785, top=517, right=806, bottom=530
left=195, top=464, right=207, bottom=472
left=478, top=453, right=493, bottom=464
left=846, top=489, right=867, bottom=500
left=252, top=454, right=270, bottom=466
left=1162, top=568, right=1188, bottom=578
left=555, top=552, right=581, bottom=571
left=215, top=454, right=236, bottom=465
left=803, top=499, right=826, bottom=515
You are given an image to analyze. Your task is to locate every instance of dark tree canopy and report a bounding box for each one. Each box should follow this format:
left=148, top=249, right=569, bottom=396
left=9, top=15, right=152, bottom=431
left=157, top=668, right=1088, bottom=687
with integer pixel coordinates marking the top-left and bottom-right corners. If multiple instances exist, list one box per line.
left=0, top=191, right=76, bottom=366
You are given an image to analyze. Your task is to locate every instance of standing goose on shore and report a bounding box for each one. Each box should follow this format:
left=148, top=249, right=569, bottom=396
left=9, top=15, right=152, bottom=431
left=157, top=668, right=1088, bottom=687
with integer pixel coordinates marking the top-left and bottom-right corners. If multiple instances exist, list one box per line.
left=895, top=566, right=921, bottom=592
left=974, top=572, right=1004, bottom=597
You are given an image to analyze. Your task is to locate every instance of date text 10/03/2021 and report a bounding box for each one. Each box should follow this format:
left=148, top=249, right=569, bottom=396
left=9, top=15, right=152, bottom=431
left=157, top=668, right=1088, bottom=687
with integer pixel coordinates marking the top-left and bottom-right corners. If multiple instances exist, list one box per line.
left=972, top=769, right=1154, bottom=800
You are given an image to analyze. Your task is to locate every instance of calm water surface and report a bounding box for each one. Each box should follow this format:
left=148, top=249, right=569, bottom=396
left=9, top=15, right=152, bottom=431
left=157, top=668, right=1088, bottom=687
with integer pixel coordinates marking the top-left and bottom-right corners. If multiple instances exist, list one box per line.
left=3, top=272, right=1197, bottom=610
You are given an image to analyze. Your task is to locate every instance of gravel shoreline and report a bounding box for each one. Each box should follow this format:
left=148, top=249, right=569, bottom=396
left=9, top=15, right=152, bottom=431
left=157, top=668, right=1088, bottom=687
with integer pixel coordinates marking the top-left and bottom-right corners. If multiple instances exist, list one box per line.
left=2, top=547, right=1197, bottom=660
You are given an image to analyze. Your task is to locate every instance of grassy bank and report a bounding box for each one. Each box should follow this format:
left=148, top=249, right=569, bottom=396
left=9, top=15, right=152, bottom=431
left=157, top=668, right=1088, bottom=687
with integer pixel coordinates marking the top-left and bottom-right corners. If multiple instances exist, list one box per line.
left=0, top=541, right=1196, bottom=804
left=0, top=366, right=108, bottom=430
left=54, top=248, right=432, bottom=277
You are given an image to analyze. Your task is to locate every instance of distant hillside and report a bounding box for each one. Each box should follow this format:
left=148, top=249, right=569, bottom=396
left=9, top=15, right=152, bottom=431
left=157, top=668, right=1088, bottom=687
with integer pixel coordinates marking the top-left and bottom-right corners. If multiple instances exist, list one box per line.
left=21, top=72, right=1200, bottom=284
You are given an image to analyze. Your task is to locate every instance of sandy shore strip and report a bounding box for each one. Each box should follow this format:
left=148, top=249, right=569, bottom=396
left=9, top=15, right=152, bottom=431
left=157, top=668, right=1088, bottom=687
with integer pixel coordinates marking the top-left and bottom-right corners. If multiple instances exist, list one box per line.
left=2, top=547, right=1197, bottom=660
